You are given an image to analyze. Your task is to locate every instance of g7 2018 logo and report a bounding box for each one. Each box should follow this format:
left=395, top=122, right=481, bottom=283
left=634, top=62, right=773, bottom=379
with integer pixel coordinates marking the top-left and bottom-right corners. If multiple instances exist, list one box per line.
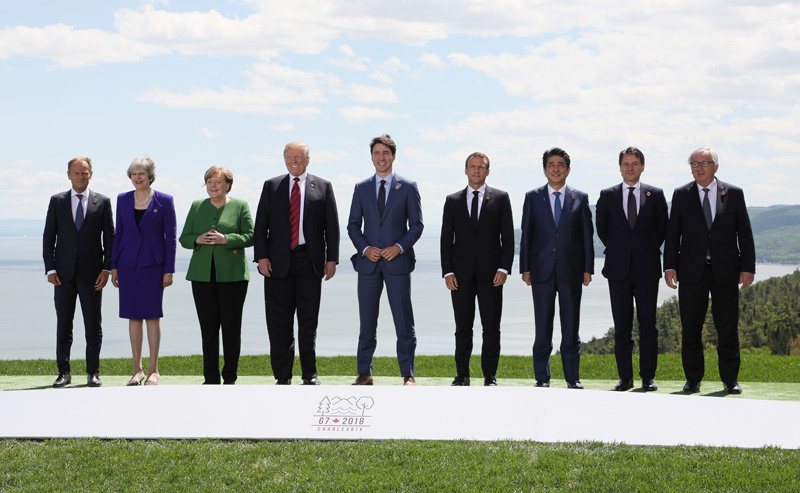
left=313, top=395, right=374, bottom=432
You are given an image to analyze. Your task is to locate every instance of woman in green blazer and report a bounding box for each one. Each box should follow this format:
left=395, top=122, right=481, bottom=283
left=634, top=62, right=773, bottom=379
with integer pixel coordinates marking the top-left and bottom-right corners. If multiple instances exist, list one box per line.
left=179, top=166, right=254, bottom=384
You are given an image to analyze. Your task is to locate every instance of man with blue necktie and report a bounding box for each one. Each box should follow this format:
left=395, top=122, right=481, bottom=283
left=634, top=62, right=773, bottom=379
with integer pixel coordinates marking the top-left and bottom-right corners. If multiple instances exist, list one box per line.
left=519, top=147, right=594, bottom=389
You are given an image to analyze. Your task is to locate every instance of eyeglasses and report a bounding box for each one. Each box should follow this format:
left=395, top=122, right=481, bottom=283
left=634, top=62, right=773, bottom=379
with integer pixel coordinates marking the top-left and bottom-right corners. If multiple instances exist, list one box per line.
left=689, top=161, right=715, bottom=169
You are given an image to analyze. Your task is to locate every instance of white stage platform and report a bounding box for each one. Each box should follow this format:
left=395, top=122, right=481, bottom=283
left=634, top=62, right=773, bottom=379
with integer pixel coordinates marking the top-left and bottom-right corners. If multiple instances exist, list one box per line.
left=2, top=384, right=798, bottom=448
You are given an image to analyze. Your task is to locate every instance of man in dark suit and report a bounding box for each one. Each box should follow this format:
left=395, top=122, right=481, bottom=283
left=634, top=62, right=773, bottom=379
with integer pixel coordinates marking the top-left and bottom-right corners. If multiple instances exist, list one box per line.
left=254, top=142, right=339, bottom=385
left=348, top=134, right=424, bottom=386
left=520, top=147, right=594, bottom=389
left=43, top=156, right=114, bottom=388
left=596, top=147, right=668, bottom=392
left=440, top=152, right=514, bottom=387
left=664, top=147, right=755, bottom=395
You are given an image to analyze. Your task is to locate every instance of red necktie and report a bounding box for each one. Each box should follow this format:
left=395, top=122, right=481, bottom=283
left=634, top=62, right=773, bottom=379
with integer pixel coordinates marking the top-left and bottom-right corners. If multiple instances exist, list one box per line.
left=290, top=178, right=300, bottom=248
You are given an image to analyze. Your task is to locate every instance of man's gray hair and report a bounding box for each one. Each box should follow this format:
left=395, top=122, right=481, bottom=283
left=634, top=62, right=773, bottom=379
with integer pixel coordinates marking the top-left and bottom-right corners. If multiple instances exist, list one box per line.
left=688, top=147, right=719, bottom=165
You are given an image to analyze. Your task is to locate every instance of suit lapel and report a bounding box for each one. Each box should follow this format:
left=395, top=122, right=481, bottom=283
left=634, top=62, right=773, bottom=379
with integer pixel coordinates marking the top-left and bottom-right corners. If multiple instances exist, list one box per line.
left=689, top=182, right=710, bottom=231
left=715, top=180, right=726, bottom=223
left=539, top=185, right=557, bottom=229
left=137, top=191, right=159, bottom=231
left=382, top=175, right=401, bottom=218
left=559, top=186, right=575, bottom=230
left=476, top=186, right=492, bottom=229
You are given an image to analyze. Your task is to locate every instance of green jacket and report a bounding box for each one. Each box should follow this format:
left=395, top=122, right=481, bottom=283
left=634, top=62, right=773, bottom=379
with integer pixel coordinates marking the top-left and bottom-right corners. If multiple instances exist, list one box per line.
left=179, top=197, right=254, bottom=282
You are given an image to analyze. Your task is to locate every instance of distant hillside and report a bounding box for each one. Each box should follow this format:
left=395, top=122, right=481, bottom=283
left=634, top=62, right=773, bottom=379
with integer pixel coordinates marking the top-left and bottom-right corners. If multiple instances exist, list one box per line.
left=512, top=204, right=800, bottom=264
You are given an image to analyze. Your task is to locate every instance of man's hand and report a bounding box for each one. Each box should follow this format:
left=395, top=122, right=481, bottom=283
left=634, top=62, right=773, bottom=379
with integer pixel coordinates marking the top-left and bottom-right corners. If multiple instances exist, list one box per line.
left=111, top=269, right=119, bottom=288
left=521, top=272, right=531, bottom=286
left=665, top=269, right=678, bottom=289
left=258, top=258, right=272, bottom=277
left=364, top=246, right=381, bottom=263
left=739, top=271, right=755, bottom=288
left=380, top=244, right=402, bottom=261
left=94, top=271, right=110, bottom=291
left=47, top=273, right=61, bottom=286
left=583, top=272, right=592, bottom=287
left=493, top=271, right=507, bottom=287
left=445, top=274, right=458, bottom=290
left=324, top=261, right=336, bottom=281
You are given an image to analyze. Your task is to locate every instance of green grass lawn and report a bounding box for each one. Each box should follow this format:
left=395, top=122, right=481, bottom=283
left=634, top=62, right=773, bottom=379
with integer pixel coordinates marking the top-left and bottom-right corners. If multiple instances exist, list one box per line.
left=2, top=354, right=799, bottom=491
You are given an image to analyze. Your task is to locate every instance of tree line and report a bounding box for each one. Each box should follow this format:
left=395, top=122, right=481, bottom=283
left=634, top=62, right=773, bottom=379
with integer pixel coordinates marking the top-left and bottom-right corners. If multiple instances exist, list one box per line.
left=583, top=270, right=800, bottom=356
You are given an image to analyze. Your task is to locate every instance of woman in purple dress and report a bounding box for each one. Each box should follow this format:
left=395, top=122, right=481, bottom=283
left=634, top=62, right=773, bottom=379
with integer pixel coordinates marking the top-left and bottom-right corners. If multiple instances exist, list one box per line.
left=111, top=156, right=176, bottom=386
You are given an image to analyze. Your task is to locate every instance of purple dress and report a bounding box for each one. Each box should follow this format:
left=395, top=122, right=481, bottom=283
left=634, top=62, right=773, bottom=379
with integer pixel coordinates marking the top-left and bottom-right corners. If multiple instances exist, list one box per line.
left=111, top=190, right=177, bottom=319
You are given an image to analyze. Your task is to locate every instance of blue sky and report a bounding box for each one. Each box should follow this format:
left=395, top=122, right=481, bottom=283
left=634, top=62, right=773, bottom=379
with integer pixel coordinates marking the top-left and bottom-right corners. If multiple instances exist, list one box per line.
left=3, top=1, right=799, bottom=225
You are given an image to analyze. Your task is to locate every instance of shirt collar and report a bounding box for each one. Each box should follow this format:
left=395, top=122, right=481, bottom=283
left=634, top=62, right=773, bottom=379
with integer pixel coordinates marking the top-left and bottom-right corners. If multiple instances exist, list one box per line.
left=375, top=172, right=394, bottom=184
left=71, top=188, right=90, bottom=197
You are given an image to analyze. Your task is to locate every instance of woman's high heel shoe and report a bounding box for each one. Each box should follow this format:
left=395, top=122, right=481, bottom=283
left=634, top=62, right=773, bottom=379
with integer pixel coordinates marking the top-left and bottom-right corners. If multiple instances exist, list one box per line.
left=127, top=374, right=144, bottom=386
left=144, top=373, right=159, bottom=386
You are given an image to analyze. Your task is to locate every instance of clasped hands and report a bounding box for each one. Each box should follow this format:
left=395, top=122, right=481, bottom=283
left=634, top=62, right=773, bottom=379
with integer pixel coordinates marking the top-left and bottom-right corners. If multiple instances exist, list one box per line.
left=445, top=271, right=507, bottom=290
left=364, top=245, right=401, bottom=262
left=195, top=229, right=227, bottom=245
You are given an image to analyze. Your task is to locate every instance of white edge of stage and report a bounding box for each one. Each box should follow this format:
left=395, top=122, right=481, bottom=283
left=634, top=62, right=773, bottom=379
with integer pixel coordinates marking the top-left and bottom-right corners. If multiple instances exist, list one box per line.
left=1, top=385, right=798, bottom=449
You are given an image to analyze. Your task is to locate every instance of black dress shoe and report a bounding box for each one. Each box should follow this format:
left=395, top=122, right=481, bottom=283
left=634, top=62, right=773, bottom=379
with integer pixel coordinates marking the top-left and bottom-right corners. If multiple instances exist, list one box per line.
left=641, top=379, right=658, bottom=392
left=302, top=376, right=321, bottom=385
left=683, top=380, right=701, bottom=394
left=87, top=373, right=102, bottom=387
left=614, top=378, right=634, bottom=391
left=534, top=380, right=550, bottom=388
left=53, top=372, right=71, bottom=388
left=451, top=375, right=470, bottom=386
left=723, top=381, right=742, bottom=394
left=567, top=381, right=584, bottom=389
left=275, top=379, right=291, bottom=385
left=484, top=376, right=498, bottom=387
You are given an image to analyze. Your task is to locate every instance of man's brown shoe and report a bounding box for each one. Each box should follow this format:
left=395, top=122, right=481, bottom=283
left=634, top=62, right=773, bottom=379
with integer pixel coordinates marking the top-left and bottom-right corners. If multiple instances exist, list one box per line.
left=352, top=374, right=373, bottom=386
left=403, top=376, right=416, bottom=386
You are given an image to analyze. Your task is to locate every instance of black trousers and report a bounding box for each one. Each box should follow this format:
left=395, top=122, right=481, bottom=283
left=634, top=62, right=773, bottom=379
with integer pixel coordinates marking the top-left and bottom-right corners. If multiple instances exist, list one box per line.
left=608, top=278, right=659, bottom=380
left=264, top=247, right=322, bottom=381
left=451, top=276, right=502, bottom=378
left=678, top=264, right=740, bottom=383
left=191, top=278, right=249, bottom=384
left=54, top=275, right=103, bottom=374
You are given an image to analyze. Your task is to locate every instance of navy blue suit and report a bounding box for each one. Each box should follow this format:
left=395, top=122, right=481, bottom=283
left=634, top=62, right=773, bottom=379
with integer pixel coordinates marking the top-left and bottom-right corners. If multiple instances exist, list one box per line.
left=519, top=185, right=594, bottom=383
left=596, top=182, right=667, bottom=380
left=348, top=173, right=423, bottom=377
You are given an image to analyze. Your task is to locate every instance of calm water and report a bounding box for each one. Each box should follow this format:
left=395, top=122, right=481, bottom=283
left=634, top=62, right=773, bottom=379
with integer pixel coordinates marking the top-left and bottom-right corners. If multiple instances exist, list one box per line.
left=2, top=236, right=796, bottom=360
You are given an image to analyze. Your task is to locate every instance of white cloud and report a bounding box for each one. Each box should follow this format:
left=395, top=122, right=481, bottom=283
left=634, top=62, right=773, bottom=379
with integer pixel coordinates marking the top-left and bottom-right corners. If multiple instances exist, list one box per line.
left=200, top=126, right=222, bottom=139
left=342, top=83, right=397, bottom=103
left=138, top=62, right=337, bottom=114
left=417, top=52, right=445, bottom=69
left=270, top=123, right=294, bottom=131
left=327, top=44, right=370, bottom=71
left=337, top=106, right=405, bottom=123
left=0, top=24, right=168, bottom=69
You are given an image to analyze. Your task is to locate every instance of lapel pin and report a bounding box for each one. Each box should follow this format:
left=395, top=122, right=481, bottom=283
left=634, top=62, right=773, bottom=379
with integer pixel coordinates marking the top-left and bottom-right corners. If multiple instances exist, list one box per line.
left=646, top=191, right=651, bottom=196
left=721, top=191, right=726, bottom=196
left=93, top=199, right=98, bottom=204
left=310, top=183, right=315, bottom=187
left=153, top=209, right=158, bottom=213
left=395, top=185, right=400, bottom=190
left=233, top=250, right=237, bottom=254
left=486, top=194, right=491, bottom=201
left=571, top=194, right=575, bottom=199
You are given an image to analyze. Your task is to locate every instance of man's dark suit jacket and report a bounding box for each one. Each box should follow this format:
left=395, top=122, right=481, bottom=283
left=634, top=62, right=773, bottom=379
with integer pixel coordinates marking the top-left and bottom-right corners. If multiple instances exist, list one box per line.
left=596, top=182, right=668, bottom=281
left=254, top=173, right=340, bottom=277
left=347, top=173, right=423, bottom=274
left=519, top=184, right=594, bottom=281
left=43, top=190, right=114, bottom=282
left=440, top=186, right=514, bottom=281
left=663, top=179, right=755, bottom=285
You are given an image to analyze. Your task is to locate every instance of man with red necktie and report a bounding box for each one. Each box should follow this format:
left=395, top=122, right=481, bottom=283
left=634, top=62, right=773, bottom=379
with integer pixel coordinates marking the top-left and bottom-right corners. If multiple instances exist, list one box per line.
left=254, top=142, right=339, bottom=385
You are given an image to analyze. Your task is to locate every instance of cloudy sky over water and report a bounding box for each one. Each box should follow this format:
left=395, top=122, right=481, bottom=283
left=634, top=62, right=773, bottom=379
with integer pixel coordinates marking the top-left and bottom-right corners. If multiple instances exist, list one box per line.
left=3, top=1, right=799, bottom=225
